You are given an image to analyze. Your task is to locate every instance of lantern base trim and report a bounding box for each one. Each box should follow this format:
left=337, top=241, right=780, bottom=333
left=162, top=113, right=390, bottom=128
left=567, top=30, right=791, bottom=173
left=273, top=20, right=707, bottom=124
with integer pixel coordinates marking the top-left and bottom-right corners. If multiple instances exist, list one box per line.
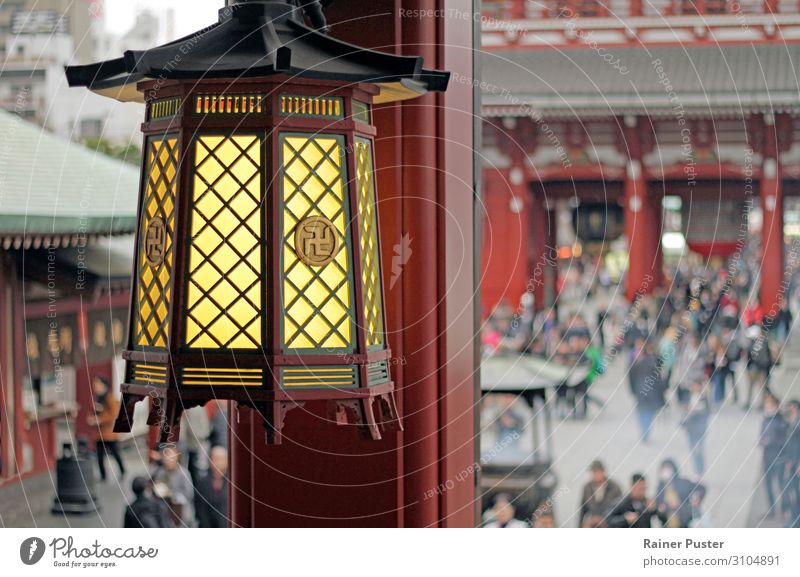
left=113, top=392, right=143, bottom=434
left=115, top=380, right=400, bottom=446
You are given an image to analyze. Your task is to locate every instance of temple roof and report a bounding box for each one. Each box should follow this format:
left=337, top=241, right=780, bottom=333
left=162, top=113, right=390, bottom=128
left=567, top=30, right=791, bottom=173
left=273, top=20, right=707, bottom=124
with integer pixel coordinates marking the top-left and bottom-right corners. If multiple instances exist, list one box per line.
left=65, top=1, right=449, bottom=104
left=0, top=111, right=139, bottom=247
left=482, top=44, right=800, bottom=117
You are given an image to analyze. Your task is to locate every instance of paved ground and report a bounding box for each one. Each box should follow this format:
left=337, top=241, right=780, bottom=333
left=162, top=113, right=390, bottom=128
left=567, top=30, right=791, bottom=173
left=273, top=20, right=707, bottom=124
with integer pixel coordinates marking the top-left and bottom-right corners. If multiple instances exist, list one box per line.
left=0, top=440, right=150, bottom=529
left=4, top=324, right=800, bottom=528
left=550, top=331, right=800, bottom=528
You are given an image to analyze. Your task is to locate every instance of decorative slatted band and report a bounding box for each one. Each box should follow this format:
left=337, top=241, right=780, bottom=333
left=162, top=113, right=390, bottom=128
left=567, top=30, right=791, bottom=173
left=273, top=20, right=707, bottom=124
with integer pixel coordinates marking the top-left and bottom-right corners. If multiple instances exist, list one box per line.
left=279, top=95, right=343, bottom=119
left=149, top=97, right=181, bottom=120
left=194, top=94, right=264, bottom=115
left=129, top=362, right=167, bottom=387
left=180, top=367, right=264, bottom=387
left=352, top=100, right=371, bottom=124
left=280, top=366, right=358, bottom=389
left=367, top=361, right=390, bottom=386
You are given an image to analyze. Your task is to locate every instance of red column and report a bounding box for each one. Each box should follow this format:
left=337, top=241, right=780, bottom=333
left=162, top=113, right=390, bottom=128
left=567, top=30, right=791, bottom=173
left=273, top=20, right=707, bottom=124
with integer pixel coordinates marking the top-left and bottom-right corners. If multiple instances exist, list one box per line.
left=624, top=159, right=661, bottom=301
left=0, top=254, right=10, bottom=480
left=481, top=166, right=531, bottom=316
left=623, top=118, right=660, bottom=301
left=509, top=0, right=526, bottom=19
left=547, top=208, right=559, bottom=308
left=229, top=0, right=476, bottom=528
left=400, top=0, right=440, bottom=527
left=530, top=191, right=550, bottom=312
left=439, top=1, right=478, bottom=525
left=764, top=0, right=779, bottom=14
left=760, top=117, right=784, bottom=314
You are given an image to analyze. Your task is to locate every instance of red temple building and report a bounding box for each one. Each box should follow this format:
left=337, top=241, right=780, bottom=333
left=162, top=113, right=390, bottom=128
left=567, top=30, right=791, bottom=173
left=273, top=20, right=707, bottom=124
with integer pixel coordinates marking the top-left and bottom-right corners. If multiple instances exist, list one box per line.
left=0, top=110, right=138, bottom=496
left=13, top=0, right=795, bottom=528
left=1, top=1, right=481, bottom=528
left=480, top=0, right=800, bottom=315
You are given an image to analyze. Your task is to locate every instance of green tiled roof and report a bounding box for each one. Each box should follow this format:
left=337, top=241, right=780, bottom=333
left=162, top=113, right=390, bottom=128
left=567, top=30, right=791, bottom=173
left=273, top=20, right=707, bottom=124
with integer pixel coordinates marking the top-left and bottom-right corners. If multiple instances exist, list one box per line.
left=0, top=110, right=139, bottom=236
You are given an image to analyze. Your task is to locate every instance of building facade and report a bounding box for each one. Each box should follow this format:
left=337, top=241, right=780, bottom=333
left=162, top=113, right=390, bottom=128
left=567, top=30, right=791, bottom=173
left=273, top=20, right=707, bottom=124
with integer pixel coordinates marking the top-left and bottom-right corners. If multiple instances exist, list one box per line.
left=0, top=110, right=138, bottom=487
left=480, top=0, right=800, bottom=314
left=0, top=0, right=152, bottom=144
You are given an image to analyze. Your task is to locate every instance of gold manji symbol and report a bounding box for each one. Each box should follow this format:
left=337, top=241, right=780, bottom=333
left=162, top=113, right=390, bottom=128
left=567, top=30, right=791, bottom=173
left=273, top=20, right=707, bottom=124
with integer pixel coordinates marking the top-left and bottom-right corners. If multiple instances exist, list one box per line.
left=145, top=216, right=167, bottom=267
left=295, top=216, right=340, bottom=267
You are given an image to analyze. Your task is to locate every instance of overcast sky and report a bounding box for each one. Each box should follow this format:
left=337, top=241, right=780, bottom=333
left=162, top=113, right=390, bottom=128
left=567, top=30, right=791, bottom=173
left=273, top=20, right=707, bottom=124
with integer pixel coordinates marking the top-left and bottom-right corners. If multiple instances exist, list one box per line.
left=104, top=0, right=223, bottom=40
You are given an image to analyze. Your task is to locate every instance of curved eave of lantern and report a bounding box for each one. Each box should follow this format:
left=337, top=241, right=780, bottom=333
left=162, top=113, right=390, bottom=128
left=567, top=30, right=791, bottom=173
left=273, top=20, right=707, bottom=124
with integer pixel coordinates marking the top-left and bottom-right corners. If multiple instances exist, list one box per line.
left=64, top=2, right=449, bottom=104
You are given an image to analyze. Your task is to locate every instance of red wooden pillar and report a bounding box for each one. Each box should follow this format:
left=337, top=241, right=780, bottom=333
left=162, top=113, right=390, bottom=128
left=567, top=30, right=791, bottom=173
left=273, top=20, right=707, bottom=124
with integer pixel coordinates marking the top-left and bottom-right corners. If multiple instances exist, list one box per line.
left=530, top=191, right=550, bottom=312
left=12, top=258, right=25, bottom=476
left=648, top=193, right=664, bottom=289
left=547, top=207, right=559, bottom=308
left=481, top=166, right=531, bottom=315
left=764, top=0, right=779, bottom=14
left=0, top=254, right=11, bottom=480
left=400, top=0, right=440, bottom=527
left=760, top=115, right=784, bottom=314
left=229, top=0, right=476, bottom=528
left=623, top=117, right=660, bottom=301
left=438, top=1, right=478, bottom=525
left=509, top=0, right=526, bottom=18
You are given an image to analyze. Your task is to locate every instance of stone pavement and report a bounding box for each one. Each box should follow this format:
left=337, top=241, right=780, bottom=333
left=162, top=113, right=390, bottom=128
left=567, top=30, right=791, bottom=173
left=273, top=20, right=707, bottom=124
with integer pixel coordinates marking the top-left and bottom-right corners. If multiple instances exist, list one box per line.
left=3, top=330, right=800, bottom=529
left=550, top=333, right=800, bottom=528
left=0, top=440, right=150, bottom=529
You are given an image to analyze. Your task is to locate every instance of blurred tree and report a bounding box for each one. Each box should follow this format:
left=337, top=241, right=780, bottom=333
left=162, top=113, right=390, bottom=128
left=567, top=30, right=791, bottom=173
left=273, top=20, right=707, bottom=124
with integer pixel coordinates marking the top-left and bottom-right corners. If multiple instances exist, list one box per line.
left=84, top=137, right=142, bottom=166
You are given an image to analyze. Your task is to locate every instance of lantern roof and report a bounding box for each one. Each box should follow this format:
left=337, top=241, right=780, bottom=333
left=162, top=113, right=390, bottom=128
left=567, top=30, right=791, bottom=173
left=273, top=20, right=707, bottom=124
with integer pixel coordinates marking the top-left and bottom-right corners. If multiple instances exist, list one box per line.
left=65, top=1, right=450, bottom=104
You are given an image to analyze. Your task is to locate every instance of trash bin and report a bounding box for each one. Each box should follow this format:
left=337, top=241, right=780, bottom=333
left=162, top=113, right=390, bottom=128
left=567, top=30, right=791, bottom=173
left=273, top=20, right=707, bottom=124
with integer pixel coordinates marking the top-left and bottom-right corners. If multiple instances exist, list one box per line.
left=51, top=441, right=100, bottom=515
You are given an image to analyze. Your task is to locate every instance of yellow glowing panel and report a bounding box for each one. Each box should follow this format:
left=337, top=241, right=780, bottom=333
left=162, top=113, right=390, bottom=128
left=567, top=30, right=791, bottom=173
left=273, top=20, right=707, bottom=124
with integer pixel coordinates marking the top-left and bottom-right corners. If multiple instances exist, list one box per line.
left=355, top=139, right=384, bottom=348
left=280, top=134, right=354, bottom=350
left=184, top=135, right=263, bottom=349
left=135, top=136, right=178, bottom=349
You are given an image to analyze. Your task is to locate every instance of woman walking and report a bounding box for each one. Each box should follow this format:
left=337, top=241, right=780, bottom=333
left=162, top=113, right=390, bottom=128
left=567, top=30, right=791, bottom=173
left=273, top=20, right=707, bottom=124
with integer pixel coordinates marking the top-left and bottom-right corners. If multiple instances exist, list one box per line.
left=87, top=375, right=126, bottom=482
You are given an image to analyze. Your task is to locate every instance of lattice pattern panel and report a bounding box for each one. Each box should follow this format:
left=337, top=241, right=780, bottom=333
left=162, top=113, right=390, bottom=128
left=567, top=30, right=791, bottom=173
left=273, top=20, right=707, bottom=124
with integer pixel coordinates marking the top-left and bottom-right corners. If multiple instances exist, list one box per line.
left=135, top=136, right=178, bottom=349
left=185, top=135, right=263, bottom=349
left=355, top=138, right=384, bottom=348
left=280, top=134, right=354, bottom=351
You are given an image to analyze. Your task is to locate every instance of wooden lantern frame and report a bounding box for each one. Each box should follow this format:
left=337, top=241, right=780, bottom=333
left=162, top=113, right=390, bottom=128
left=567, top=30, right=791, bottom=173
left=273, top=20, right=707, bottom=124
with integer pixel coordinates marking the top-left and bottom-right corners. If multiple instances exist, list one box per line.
left=115, top=77, right=400, bottom=445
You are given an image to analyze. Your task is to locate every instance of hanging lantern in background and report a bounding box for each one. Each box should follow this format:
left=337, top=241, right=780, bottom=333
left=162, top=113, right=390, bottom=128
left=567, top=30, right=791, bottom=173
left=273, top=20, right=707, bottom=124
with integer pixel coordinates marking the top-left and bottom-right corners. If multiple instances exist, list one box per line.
left=65, top=0, right=449, bottom=445
left=682, top=199, right=747, bottom=258
left=572, top=202, right=624, bottom=245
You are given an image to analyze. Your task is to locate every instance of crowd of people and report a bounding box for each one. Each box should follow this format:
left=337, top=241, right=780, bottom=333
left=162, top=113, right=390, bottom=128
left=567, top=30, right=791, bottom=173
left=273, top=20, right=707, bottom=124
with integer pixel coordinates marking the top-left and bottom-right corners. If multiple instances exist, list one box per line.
left=577, top=459, right=713, bottom=528
left=122, top=403, right=230, bottom=528
left=88, top=375, right=231, bottom=528
left=481, top=242, right=800, bottom=528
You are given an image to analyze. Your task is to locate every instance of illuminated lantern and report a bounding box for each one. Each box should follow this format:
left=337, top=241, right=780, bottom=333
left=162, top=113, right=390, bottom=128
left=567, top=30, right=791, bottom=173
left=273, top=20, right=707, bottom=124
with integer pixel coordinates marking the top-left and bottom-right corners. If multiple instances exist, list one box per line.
left=65, top=0, right=449, bottom=444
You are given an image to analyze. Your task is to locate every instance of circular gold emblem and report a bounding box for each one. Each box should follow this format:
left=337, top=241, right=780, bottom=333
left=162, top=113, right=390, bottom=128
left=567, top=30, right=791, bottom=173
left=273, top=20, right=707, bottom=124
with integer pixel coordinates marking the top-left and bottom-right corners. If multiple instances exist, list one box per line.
left=144, top=216, right=167, bottom=267
left=294, top=215, right=340, bottom=267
